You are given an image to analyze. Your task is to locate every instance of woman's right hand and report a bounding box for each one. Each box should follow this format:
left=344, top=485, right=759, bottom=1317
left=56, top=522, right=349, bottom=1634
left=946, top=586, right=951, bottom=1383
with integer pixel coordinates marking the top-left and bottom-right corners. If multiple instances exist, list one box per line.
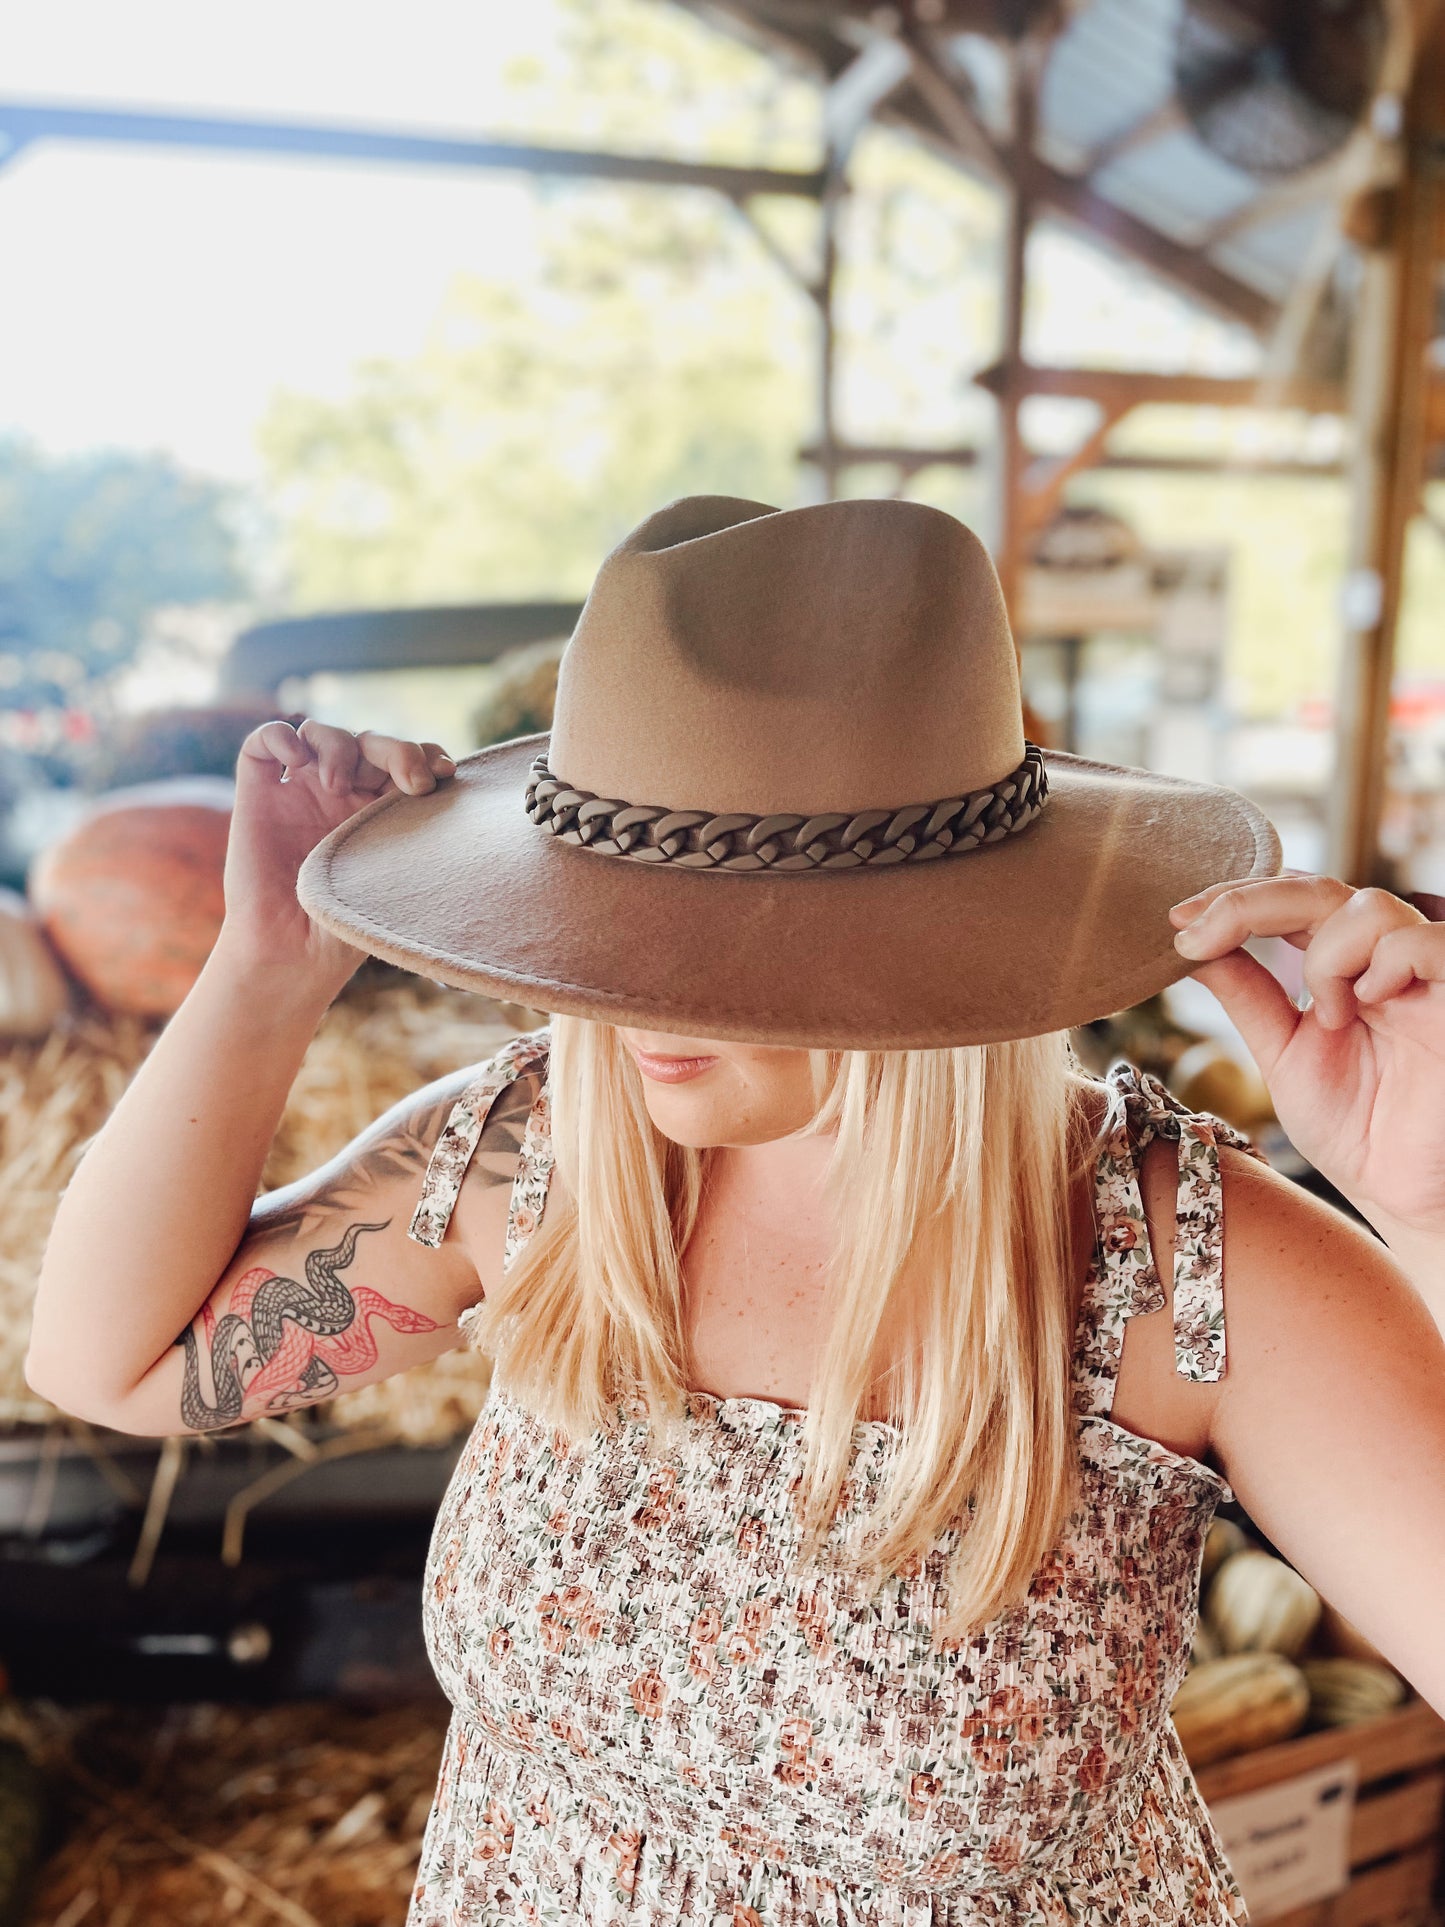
left=222, top=719, right=456, bottom=985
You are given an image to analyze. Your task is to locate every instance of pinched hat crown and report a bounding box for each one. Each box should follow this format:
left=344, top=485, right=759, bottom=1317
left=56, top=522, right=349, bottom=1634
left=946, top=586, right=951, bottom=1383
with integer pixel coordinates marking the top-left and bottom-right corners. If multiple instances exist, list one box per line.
left=552, top=494, right=1026, bottom=812
left=533, top=496, right=1046, bottom=872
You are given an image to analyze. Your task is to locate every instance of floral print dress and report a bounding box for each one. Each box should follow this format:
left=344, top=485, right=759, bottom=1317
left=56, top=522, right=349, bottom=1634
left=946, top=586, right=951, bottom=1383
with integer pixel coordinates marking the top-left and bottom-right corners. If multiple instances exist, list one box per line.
left=405, top=1027, right=1268, bottom=1926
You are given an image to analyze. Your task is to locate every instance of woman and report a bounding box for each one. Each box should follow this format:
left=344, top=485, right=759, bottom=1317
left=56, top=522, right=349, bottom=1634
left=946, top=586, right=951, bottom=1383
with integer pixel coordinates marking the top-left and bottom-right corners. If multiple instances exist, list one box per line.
left=27, top=496, right=1445, bottom=1926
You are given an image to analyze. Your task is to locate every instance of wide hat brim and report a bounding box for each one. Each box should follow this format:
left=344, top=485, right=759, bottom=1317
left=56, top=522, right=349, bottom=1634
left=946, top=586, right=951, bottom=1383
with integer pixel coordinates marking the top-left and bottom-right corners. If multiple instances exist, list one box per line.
left=296, top=732, right=1282, bottom=1050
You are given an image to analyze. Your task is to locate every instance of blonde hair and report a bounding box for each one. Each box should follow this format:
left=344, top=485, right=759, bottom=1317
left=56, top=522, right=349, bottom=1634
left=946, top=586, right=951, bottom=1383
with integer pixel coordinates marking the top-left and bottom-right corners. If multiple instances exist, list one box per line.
left=465, top=1015, right=1110, bottom=1642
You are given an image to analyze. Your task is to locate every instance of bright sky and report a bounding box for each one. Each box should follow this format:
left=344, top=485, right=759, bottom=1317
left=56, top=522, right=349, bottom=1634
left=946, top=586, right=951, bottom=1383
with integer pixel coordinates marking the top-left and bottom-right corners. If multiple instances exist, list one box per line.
left=0, top=0, right=1260, bottom=480
left=0, top=0, right=570, bottom=474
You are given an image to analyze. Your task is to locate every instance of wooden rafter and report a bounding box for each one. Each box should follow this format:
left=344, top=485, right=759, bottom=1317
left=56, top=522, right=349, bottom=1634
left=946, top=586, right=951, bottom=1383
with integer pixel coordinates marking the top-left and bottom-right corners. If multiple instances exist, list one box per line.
left=798, top=438, right=1356, bottom=478
left=973, top=361, right=1345, bottom=411
left=1081, top=98, right=1186, bottom=178
left=696, top=0, right=1282, bottom=333
left=1328, top=7, right=1445, bottom=884
left=1014, top=158, right=1278, bottom=331
left=897, top=28, right=1008, bottom=178
left=1198, top=144, right=1359, bottom=251
left=994, top=31, right=1048, bottom=626
left=884, top=33, right=1276, bottom=330
left=1020, top=402, right=1130, bottom=530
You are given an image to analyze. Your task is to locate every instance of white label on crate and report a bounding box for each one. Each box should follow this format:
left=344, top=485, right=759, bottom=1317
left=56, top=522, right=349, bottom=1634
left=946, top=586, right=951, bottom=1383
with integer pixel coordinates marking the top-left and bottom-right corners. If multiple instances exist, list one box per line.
left=1208, top=1758, right=1359, bottom=1923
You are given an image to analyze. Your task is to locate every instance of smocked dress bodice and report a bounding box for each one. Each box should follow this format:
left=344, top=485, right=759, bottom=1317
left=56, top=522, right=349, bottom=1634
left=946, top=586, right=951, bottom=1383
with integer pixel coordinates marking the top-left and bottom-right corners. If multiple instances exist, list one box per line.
left=404, top=1030, right=1266, bottom=1926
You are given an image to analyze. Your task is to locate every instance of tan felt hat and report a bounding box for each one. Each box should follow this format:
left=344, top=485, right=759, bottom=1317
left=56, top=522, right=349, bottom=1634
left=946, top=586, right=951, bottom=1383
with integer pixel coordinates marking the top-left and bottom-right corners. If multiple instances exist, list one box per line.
left=295, top=494, right=1282, bottom=1049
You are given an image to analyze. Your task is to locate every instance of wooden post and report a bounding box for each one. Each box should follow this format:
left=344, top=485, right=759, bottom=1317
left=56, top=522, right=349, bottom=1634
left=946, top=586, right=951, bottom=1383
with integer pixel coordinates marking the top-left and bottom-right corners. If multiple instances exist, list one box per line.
left=815, top=151, right=844, bottom=504
left=993, top=40, right=1038, bottom=635
left=1328, top=32, right=1445, bottom=885
left=807, top=37, right=911, bottom=504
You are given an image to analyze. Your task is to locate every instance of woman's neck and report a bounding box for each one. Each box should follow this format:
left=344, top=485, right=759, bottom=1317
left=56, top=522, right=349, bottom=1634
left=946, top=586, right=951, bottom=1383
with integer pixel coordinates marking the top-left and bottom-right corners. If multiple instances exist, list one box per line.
left=703, top=1128, right=837, bottom=1226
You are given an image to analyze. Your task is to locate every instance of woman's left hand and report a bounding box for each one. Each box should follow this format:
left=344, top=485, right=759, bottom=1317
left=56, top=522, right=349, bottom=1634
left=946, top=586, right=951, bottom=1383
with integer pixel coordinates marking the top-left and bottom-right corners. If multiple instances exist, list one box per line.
left=1168, top=873, right=1445, bottom=1239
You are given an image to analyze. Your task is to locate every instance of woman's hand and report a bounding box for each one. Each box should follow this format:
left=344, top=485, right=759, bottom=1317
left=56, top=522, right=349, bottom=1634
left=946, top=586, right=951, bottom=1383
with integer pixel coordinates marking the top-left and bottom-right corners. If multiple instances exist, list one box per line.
left=222, top=720, right=456, bottom=987
left=1167, top=873, right=1445, bottom=1240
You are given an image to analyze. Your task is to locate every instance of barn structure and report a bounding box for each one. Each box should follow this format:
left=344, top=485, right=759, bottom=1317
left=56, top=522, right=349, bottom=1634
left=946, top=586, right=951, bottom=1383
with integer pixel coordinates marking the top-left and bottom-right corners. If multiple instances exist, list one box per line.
left=6, top=0, right=1442, bottom=881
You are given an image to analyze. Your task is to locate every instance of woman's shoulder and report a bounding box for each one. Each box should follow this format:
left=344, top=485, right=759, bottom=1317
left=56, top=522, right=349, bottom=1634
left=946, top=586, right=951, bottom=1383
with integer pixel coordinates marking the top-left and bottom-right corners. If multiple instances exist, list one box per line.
left=406, top=1023, right=551, bottom=1251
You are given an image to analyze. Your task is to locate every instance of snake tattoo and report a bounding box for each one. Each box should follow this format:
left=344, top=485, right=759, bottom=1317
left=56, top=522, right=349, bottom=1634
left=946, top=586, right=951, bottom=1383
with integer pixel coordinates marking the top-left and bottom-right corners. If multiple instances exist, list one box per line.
left=175, top=1220, right=438, bottom=1431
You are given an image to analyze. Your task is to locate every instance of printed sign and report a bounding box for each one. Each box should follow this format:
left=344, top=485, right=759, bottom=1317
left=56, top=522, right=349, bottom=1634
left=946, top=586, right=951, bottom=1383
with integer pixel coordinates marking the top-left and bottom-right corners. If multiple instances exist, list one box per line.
left=1208, top=1758, right=1358, bottom=1922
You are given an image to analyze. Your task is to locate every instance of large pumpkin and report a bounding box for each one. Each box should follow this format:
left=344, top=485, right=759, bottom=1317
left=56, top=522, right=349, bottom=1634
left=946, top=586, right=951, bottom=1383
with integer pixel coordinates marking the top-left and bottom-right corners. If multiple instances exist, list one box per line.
left=29, top=777, right=233, bottom=1018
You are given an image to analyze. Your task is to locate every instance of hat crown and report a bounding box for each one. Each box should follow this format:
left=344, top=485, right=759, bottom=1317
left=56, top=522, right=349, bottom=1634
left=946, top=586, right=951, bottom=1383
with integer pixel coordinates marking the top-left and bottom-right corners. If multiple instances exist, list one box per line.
left=549, top=496, right=1025, bottom=814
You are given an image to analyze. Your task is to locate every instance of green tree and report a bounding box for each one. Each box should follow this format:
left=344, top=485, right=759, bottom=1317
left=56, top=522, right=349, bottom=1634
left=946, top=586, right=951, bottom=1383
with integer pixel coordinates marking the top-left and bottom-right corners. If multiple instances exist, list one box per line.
left=259, top=191, right=813, bottom=607
left=0, top=438, right=244, bottom=712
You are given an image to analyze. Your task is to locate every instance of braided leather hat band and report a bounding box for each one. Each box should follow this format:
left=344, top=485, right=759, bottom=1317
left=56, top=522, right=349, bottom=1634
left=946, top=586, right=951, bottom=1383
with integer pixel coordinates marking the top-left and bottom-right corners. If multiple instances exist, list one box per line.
left=524, top=742, right=1049, bottom=871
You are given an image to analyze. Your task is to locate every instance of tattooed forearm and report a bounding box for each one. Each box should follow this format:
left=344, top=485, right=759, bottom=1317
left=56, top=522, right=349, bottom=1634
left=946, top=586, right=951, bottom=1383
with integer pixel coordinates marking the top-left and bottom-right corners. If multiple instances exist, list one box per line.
left=173, top=1219, right=438, bottom=1431
left=252, top=1071, right=537, bottom=1244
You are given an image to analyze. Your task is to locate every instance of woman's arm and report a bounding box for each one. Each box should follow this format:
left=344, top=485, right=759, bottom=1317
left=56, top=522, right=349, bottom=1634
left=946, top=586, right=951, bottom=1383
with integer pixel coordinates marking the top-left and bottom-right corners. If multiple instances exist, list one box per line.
left=22, top=717, right=509, bottom=1436
left=1163, top=873, right=1445, bottom=1705
left=1206, top=1145, right=1445, bottom=1715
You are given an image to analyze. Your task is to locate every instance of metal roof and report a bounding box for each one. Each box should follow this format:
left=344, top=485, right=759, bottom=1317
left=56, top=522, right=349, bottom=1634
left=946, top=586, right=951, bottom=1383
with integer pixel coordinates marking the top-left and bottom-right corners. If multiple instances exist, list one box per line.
left=690, top=0, right=1351, bottom=331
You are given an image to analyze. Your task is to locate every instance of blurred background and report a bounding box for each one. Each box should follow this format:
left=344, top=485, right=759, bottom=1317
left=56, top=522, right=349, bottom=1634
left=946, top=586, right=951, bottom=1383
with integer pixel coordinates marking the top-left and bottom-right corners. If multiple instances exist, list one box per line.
left=2, top=2, right=1445, bottom=1922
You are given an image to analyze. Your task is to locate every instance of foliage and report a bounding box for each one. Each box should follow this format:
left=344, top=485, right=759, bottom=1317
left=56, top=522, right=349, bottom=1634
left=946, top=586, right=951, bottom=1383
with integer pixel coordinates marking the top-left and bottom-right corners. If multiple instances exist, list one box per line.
left=496, top=0, right=817, bottom=167
left=259, top=191, right=812, bottom=607
left=0, top=438, right=244, bottom=713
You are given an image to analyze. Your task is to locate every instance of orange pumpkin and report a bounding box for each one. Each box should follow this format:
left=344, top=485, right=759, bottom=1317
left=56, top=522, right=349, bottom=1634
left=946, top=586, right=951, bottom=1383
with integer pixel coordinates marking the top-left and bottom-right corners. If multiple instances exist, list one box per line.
left=29, top=778, right=233, bottom=1017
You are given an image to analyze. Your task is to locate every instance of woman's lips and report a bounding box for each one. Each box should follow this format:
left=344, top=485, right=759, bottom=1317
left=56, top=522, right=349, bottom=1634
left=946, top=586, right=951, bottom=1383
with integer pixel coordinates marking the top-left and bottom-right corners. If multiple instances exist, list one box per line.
left=630, top=1048, right=719, bottom=1084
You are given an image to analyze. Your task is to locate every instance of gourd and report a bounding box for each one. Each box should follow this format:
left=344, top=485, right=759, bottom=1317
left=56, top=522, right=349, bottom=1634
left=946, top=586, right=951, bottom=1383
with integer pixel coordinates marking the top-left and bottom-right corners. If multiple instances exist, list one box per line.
left=1200, top=1516, right=1248, bottom=1589
left=1301, top=1659, right=1405, bottom=1728
left=1189, top=1618, right=1221, bottom=1668
left=1171, top=1653, right=1310, bottom=1767
left=28, top=777, right=232, bottom=1018
left=1170, top=1040, right=1274, bottom=1130
left=1207, top=1549, right=1321, bottom=1659
left=0, top=889, right=69, bottom=1038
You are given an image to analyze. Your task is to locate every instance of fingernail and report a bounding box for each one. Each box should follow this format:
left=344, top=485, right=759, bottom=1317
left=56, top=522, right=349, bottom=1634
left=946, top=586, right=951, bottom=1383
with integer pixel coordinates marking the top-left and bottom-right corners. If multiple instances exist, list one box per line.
left=1170, top=893, right=1205, bottom=917
left=1173, top=926, right=1206, bottom=955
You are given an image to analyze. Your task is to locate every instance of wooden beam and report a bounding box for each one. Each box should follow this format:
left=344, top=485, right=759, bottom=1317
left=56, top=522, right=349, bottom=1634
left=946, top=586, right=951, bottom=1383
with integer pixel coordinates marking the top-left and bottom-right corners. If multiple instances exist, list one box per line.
left=994, top=32, right=1050, bottom=629
left=1198, top=144, right=1356, bottom=251
left=879, top=27, right=1276, bottom=333
left=1017, top=158, right=1279, bottom=332
left=898, top=29, right=1008, bottom=180
left=798, top=440, right=1351, bottom=478
left=0, top=99, right=827, bottom=200
left=974, top=361, right=1345, bottom=412
left=1020, top=402, right=1130, bottom=530
left=1327, top=16, right=1445, bottom=885
left=1083, top=98, right=1186, bottom=177
left=694, top=1, right=1279, bottom=332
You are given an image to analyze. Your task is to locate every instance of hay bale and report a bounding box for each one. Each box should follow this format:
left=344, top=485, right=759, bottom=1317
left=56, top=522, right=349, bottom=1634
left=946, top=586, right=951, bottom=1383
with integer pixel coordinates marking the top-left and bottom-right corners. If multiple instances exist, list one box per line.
left=468, top=637, right=565, bottom=748
left=18, top=1697, right=452, bottom=1926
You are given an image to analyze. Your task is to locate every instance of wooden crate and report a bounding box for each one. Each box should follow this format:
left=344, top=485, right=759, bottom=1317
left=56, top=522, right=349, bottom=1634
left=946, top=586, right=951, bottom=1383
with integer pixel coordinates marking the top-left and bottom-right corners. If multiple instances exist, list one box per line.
left=1194, top=1698, right=1445, bottom=1927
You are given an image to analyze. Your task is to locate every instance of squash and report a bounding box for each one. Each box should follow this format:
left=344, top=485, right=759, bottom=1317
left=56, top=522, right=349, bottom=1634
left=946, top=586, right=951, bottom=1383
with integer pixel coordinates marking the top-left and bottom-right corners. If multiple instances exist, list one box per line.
left=1170, top=1040, right=1274, bottom=1130
left=1206, top=1549, right=1321, bottom=1659
left=1200, top=1516, right=1248, bottom=1589
left=1301, top=1658, right=1405, bottom=1728
left=1171, top=1653, right=1310, bottom=1767
left=28, top=778, right=232, bottom=1018
left=1189, top=1618, right=1221, bottom=1668
left=0, top=889, right=70, bottom=1038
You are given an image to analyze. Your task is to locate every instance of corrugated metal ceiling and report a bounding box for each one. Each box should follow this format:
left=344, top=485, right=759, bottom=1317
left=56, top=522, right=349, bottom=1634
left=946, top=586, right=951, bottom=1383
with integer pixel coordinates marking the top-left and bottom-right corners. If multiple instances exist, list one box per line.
left=694, top=0, right=1346, bottom=323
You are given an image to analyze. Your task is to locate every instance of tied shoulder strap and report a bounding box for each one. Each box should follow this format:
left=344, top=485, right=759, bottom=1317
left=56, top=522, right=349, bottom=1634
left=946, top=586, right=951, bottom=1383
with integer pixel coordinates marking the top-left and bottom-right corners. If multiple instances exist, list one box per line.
left=1104, top=1058, right=1270, bottom=1384
left=407, top=1026, right=553, bottom=1253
